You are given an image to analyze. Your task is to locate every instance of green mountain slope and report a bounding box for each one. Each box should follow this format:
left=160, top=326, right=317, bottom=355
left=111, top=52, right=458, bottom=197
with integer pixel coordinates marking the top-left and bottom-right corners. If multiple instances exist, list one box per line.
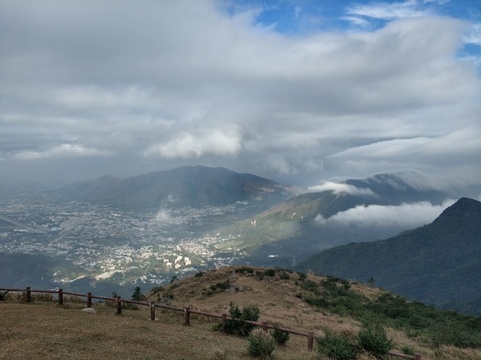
left=296, top=197, right=481, bottom=315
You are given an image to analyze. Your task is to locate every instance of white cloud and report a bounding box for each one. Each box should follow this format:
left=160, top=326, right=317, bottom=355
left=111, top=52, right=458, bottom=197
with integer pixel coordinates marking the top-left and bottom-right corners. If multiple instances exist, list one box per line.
left=308, top=182, right=377, bottom=197
left=0, top=0, right=479, bottom=190
left=464, top=23, right=481, bottom=46
left=346, top=0, right=429, bottom=20
left=315, top=199, right=455, bottom=228
left=12, top=144, right=109, bottom=160
left=341, top=16, right=371, bottom=28
left=143, top=127, right=242, bottom=159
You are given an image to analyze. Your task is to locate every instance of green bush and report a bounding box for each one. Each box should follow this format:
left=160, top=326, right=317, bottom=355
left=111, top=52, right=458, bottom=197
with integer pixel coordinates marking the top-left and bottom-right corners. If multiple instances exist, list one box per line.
left=316, top=331, right=359, bottom=360
left=247, top=328, right=276, bottom=359
left=215, top=280, right=231, bottom=290
left=222, top=302, right=260, bottom=337
left=357, top=325, right=394, bottom=359
left=264, top=268, right=276, bottom=277
left=297, top=272, right=307, bottom=281
left=271, top=325, right=289, bottom=345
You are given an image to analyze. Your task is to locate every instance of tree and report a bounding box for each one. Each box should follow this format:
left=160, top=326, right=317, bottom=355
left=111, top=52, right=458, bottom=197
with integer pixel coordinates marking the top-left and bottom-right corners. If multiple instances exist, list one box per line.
left=131, top=286, right=146, bottom=301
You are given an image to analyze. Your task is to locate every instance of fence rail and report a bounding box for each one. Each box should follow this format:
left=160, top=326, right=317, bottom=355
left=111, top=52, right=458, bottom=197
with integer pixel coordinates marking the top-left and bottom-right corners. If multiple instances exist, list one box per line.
left=0, top=286, right=421, bottom=359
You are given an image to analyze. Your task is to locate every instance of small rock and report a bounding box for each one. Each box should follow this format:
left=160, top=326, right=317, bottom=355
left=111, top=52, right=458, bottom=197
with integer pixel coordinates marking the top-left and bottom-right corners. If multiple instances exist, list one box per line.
left=82, top=307, right=97, bottom=314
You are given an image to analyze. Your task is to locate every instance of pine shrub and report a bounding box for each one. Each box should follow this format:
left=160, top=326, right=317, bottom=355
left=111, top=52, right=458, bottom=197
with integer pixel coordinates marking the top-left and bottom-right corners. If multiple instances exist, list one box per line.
left=271, top=325, right=289, bottom=345
left=247, top=328, right=276, bottom=359
left=316, top=330, right=360, bottom=360
left=357, top=325, right=394, bottom=359
left=219, top=302, right=260, bottom=337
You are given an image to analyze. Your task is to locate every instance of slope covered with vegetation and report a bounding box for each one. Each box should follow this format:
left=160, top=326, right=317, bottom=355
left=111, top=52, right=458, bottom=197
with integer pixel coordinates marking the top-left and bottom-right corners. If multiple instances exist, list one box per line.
left=297, top=197, right=481, bottom=315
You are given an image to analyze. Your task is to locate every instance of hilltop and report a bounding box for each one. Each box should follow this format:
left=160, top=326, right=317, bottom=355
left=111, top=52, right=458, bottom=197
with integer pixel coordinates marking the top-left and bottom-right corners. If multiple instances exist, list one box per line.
left=147, top=266, right=481, bottom=358
left=2, top=266, right=481, bottom=359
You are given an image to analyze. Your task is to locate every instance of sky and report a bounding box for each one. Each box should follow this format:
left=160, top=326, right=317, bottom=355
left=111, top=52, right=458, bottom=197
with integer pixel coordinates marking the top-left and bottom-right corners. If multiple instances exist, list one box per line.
left=1, top=0, right=480, bottom=197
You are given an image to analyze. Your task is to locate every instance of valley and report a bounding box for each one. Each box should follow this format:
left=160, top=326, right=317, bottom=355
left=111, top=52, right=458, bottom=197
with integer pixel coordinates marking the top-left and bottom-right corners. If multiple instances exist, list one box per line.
left=1, top=166, right=479, bottom=314
left=0, top=191, right=266, bottom=293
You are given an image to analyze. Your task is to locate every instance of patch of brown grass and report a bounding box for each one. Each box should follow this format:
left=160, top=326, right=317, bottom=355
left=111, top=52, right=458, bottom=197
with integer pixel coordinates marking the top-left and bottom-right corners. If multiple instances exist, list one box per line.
left=0, top=301, right=318, bottom=360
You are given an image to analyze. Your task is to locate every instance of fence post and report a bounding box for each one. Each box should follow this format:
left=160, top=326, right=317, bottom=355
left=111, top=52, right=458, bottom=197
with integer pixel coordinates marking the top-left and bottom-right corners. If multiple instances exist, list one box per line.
left=150, top=302, right=155, bottom=321
left=307, top=331, right=314, bottom=351
left=87, top=292, right=92, bottom=308
left=116, top=296, right=122, bottom=315
left=184, top=306, right=190, bottom=326
left=221, top=313, right=227, bottom=333
left=25, top=287, right=31, bottom=302
left=58, top=288, right=63, bottom=305
left=262, top=321, right=268, bottom=333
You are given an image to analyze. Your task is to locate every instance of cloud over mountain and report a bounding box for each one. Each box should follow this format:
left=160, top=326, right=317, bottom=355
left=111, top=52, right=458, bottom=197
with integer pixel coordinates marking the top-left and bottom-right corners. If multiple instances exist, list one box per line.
left=0, top=0, right=479, bottom=190
left=315, top=200, right=455, bottom=228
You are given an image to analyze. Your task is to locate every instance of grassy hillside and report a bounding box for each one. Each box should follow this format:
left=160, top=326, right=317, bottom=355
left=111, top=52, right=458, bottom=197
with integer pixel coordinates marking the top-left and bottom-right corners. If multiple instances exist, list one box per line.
left=3, top=266, right=479, bottom=359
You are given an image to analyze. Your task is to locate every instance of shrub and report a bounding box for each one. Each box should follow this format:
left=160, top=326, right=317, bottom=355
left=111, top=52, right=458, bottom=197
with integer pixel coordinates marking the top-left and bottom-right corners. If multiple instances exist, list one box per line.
left=235, top=266, right=254, bottom=274
left=316, top=331, right=359, bottom=360
left=271, top=325, right=289, bottom=345
left=357, top=325, right=394, bottom=359
left=279, top=271, right=290, bottom=280
left=297, top=272, right=307, bottom=281
left=247, top=328, right=276, bottom=359
left=221, top=302, right=260, bottom=337
left=264, top=268, right=276, bottom=277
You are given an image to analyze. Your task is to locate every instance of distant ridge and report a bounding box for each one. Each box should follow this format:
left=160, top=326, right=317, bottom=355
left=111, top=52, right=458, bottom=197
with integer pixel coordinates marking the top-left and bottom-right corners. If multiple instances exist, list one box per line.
left=54, top=166, right=293, bottom=209
left=211, top=171, right=454, bottom=264
left=296, top=197, right=481, bottom=315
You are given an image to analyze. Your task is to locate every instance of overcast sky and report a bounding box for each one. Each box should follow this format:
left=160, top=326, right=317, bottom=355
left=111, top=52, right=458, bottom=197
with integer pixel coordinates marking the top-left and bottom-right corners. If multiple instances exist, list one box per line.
left=1, top=0, right=480, bottom=194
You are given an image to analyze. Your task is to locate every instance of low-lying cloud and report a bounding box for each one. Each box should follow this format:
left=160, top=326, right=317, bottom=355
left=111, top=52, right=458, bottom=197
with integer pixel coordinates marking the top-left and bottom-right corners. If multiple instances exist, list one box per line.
left=308, top=182, right=377, bottom=197
left=315, top=199, right=456, bottom=228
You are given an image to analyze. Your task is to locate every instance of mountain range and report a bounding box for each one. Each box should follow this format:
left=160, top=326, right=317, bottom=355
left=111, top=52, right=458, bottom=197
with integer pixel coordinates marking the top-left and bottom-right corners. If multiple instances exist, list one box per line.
left=296, top=197, right=481, bottom=315
left=54, top=165, right=294, bottom=209
left=206, top=171, right=456, bottom=265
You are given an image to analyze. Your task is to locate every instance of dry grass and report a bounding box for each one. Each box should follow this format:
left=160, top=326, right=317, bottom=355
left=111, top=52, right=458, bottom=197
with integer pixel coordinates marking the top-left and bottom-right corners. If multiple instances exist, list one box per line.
left=0, top=302, right=318, bottom=360
left=2, top=266, right=481, bottom=360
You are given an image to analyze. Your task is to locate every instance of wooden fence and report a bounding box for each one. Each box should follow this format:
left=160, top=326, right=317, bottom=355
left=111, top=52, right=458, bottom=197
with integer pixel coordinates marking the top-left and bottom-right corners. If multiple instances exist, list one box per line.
left=0, top=286, right=421, bottom=359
